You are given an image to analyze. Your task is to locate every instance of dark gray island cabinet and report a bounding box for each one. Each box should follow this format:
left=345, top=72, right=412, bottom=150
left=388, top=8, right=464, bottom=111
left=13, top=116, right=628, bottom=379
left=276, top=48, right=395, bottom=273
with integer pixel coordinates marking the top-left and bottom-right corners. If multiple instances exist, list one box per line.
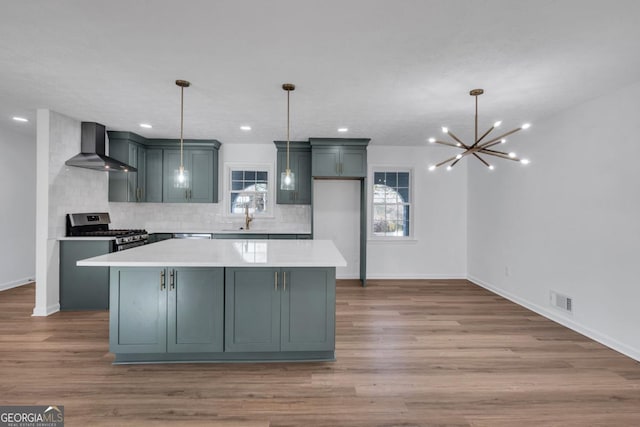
left=78, top=239, right=345, bottom=364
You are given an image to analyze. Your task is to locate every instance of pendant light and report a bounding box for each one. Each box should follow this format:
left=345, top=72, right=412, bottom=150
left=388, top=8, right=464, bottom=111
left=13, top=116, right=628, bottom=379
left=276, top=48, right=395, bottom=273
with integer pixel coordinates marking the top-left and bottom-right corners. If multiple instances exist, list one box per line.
left=428, top=89, right=530, bottom=171
left=174, top=79, right=191, bottom=188
left=280, top=83, right=296, bottom=191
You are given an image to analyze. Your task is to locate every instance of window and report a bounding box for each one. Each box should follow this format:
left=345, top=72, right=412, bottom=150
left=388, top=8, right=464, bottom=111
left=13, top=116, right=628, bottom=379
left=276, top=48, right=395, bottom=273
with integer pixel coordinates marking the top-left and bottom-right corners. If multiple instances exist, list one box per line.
left=229, top=168, right=270, bottom=215
left=372, top=170, right=411, bottom=237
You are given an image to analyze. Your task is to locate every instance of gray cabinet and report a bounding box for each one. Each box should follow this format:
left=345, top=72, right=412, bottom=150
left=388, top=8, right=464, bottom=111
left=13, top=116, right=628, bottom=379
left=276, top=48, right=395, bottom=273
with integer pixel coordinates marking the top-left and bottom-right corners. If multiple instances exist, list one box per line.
left=225, top=267, right=335, bottom=353
left=275, top=141, right=312, bottom=204
left=145, top=148, right=163, bottom=203
left=60, top=240, right=111, bottom=310
left=109, top=267, right=224, bottom=354
left=107, top=131, right=220, bottom=203
left=108, top=132, right=147, bottom=202
left=163, top=149, right=215, bottom=203
left=309, top=138, right=369, bottom=178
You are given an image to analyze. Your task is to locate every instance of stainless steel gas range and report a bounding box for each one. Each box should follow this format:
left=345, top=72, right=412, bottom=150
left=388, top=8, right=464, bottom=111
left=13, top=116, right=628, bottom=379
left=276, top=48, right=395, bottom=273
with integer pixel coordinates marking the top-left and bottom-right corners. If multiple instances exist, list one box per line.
left=66, top=212, right=148, bottom=251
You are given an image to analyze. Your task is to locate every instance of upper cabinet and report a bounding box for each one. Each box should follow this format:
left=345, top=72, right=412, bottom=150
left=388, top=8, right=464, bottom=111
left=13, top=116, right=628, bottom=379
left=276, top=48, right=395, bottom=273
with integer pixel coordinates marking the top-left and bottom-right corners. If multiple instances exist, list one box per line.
left=107, top=131, right=221, bottom=204
left=108, top=132, right=148, bottom=202
left=163, top=148, right=216, bottom=203
left=309, top=138, right=370, bottom=178
left=274, top=141, right=312, bottom=205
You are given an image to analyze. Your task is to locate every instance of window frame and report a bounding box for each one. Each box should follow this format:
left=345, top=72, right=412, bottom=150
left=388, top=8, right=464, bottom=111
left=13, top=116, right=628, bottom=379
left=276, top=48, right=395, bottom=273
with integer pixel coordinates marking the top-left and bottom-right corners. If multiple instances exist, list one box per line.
left=369, top=166, right=414, bottom=240
left=224, top=162, right=275, bottom=218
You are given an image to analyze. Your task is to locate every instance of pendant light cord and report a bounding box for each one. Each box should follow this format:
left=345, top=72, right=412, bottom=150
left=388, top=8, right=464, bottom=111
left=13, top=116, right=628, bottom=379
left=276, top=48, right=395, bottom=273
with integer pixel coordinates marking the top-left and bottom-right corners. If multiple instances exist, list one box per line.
left=180, top=85, right=184, bottom=170
left=286, top=87, right=290, bottom=172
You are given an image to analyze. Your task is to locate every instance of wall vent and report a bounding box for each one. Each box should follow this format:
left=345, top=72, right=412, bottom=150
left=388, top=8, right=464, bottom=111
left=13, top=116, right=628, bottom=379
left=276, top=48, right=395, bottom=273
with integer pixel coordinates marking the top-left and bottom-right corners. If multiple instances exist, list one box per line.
left=550, top=291, right=573, bottom=313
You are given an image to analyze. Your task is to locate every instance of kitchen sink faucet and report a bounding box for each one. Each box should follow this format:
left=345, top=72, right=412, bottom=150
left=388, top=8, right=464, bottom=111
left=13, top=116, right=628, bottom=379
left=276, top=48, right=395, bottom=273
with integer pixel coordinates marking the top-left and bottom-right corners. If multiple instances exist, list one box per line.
left=244, top=204, right=254, bottom=230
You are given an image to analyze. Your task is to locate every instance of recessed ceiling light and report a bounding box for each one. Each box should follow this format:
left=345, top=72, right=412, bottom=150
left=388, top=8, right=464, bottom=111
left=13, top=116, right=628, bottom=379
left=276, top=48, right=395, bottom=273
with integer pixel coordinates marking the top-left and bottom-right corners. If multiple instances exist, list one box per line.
left=337, top=127, right=348, bottom=132
left=12, top=116, right=28, bottom=122
left=139, top=123, right=152, bottom=129
left=240, top=125, right=252, bottom=131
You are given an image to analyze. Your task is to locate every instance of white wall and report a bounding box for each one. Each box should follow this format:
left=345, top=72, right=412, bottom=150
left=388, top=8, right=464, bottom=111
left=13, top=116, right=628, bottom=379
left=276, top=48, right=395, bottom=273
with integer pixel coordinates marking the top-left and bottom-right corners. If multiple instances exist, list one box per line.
left=34, top=110, right=109, bottom=316
left=367, top=146, right=467, bottom=279
left=0, top=123, right=36, bottom=291
left=467, top=80, right=640, bottom=361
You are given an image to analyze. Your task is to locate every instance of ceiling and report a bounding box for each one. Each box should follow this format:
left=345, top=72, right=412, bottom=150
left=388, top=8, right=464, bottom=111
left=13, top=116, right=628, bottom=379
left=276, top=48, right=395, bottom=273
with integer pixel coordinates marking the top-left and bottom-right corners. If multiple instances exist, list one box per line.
left=2, top=0, right=640, bottom=146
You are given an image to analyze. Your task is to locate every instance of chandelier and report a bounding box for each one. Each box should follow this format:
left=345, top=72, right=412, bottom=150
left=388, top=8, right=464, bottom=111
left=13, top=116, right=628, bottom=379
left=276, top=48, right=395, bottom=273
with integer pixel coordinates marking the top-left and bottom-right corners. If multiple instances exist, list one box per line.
left=428, top=89, right=530, bottom=171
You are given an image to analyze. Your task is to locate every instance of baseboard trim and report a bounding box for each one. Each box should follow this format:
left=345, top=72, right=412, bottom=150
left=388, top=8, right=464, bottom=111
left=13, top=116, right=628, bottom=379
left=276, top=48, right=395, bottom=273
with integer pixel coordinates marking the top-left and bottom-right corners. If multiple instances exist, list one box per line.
left=0, top=277, right=34, bottom=292
left=467, top=275, right=640, bottom=363
left=32, top=303, right=60, bottom=317
left=367, top=274, right=467, bottom=280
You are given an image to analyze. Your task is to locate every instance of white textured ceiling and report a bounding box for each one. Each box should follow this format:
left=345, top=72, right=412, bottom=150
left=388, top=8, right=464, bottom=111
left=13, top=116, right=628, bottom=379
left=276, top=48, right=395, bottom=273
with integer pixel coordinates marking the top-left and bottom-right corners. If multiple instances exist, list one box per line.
left=2, top=0, right=640, bottom=146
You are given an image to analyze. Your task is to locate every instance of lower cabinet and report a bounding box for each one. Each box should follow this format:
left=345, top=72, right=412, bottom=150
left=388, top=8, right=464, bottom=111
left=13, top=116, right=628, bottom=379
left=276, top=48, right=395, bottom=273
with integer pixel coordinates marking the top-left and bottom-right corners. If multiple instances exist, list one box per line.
left=224, top=267, right=335, bottom=352
left=109, top=267, right=224, bottom=354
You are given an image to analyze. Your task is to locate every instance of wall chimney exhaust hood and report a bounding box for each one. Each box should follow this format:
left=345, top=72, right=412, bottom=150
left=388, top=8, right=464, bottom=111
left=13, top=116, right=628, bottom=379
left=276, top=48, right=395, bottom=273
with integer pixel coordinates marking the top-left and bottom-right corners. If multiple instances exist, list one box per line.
left=65, top=122, right=137, bottom=172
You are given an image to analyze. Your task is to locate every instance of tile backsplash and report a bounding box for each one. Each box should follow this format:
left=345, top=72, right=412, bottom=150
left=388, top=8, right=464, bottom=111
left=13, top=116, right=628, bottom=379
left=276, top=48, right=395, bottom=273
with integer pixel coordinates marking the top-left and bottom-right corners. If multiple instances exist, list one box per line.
left=109, top=202, right=311, bottom=233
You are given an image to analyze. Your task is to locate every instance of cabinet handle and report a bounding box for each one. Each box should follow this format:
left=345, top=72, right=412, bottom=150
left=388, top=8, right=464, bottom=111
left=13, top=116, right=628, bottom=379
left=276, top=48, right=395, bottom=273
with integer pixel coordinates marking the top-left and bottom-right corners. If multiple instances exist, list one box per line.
left=189, top=189, right=192, bottom=199
left=336, top=162, right=339, bottom=174
left=274, top=271, right=278, bottom=291
left=169, top=270, right=175, bottom=290
left=160, top=270, right=166, bottom=290
left=185, top=189, right=188, bottom=200
left=340, top=163, right=343, bottom=174
left=283, top=271, right=286, bottom=292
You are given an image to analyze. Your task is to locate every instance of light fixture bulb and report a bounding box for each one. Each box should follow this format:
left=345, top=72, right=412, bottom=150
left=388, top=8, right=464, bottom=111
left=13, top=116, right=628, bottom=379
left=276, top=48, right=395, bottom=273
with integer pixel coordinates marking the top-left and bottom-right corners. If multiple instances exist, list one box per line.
left=446, top=165, right=452, bottom=171
left=494, top=121, right=502, bottom=127
left=284, top=174, right=291, bottom=185
left=338, top=127, right=348, bottom=132
left=508, top=152, right=516, bottom=158
left=178, top=171, right=185, bottom=183
left=501, top=139, right=506, bottom=144
left=489, top=165, right=495, bottom=170
left=456, top=143, right=462, bottom=147
left=240, top=125, right=251, bottom=131
left=520, top=159, right=530, bottom=165
left=139, top=123, right=152, bottom=129
left=455, top=154, right=462, bottom=159
left=428, top=165, right=436, bottom=171
left=428, top=138, right=435, bottom=143
left=442, top=127, right=448, bottom=134
left=522, top=123, right=531, bottom=129
left=12, top=117, right=28, bottom=122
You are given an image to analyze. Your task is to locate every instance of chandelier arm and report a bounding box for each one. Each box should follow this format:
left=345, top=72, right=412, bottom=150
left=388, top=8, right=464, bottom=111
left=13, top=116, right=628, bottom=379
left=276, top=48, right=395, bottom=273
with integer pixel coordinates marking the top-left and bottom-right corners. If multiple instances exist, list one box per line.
left=478, top=149, right=521, bottom=161
left=472, top=153, right=491, bottom=167
left=445, top=130, right=470, bottom=149
left=478, top=127, right=523, bottom=148
left=433, top=140, right=464, bottom=149
left=471, top=125, right=495, bottom=148
left=481, top=148, right=510, bottom=156
left=435, top=155, right=459, bottom=168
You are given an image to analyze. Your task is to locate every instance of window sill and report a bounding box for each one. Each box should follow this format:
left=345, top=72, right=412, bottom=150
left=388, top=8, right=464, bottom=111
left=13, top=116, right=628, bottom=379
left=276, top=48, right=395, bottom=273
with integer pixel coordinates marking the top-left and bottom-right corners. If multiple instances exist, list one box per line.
left=367, top=238, right=418, bottom=244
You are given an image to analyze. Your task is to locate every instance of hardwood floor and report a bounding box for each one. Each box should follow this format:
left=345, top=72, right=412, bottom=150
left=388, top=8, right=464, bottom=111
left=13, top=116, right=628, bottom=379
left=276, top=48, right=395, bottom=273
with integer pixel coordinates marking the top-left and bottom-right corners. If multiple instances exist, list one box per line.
left=1, top=280, right=639, bottom=426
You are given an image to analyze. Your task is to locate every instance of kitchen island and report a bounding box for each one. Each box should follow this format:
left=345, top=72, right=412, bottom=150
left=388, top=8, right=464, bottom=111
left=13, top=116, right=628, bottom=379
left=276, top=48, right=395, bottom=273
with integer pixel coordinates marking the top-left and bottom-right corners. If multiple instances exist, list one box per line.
left=78, top=239, right=346, bottom=364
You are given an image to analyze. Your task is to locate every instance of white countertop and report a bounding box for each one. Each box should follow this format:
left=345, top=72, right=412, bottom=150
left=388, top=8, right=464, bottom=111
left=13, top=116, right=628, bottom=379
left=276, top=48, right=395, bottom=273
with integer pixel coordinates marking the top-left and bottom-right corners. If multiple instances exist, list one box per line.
left=77, top=239, right=347, bottom=268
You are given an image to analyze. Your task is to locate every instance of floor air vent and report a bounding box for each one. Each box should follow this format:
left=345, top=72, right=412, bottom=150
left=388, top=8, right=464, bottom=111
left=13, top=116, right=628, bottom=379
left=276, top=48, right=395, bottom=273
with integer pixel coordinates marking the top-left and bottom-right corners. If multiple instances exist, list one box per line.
left=550, top=291, right=573, bottom=313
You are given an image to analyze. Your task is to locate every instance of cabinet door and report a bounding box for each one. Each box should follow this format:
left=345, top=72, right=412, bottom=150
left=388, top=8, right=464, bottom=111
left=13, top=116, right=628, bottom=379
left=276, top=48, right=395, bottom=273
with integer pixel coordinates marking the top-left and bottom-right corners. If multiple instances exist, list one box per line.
left=60, top=240, right=111, bottom=310
left=280, top=268, right=335, bottom=351
left=225, top=268, right=280, bottom=352
left=136, top=146, right=146, bottom=201
left=108, top=137, right=131, bottom=202
left=145, top=148, right=163, bottom=202
left=188, top=149, right=214, bottom=203
left=162, top=150, right=188, bottom=203
left=110, top=267, right=167, bottom=354
left=312, top=147, right=341, bottom=177
left=167, top=268, right=224, bottom=353
left=295, top=150, right=312, bottom=203
left=127, top=143, right=138, bottom=201
left=340, top=148, right=367, bottom=177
